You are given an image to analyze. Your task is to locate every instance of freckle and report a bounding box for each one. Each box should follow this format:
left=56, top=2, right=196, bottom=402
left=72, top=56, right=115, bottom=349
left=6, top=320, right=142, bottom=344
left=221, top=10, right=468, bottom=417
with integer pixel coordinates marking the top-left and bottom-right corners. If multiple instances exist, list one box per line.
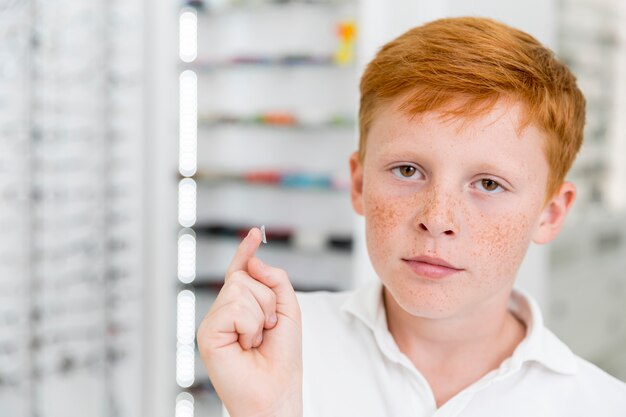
left=365, top=195, right=405, bottom=260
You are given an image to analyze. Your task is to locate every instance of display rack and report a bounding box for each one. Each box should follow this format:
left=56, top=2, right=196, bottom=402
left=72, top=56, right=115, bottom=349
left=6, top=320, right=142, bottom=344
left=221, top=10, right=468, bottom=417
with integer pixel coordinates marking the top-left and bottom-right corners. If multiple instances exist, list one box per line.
left=175, top=0, right=359, bottom=414
left=0, top=1, right=31, bottom=416
left=557, top=0, right=623, bottom=214
left=548, top=0, right=626, bottom=381
left=0, top=1, right=146, bottom=416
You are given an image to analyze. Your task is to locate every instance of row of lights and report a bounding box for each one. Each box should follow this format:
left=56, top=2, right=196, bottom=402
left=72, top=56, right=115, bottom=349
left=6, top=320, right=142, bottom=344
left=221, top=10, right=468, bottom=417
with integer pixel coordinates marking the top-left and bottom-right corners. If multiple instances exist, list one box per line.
left=177, top=8, right=198, bottom=417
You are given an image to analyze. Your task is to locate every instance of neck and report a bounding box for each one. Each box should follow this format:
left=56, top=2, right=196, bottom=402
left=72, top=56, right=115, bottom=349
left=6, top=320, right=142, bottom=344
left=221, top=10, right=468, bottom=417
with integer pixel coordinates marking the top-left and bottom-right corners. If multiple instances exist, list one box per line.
left=383, top=285, right=527, bottom=371
left=383, top=286, right=527, bottom=408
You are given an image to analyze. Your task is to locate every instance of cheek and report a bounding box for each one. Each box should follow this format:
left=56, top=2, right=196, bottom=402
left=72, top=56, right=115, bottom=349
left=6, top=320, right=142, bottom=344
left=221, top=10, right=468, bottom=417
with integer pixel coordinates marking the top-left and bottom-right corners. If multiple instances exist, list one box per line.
left=468, top=211, right=535, bottom=280
left=362, top=186, right=408, bottom=261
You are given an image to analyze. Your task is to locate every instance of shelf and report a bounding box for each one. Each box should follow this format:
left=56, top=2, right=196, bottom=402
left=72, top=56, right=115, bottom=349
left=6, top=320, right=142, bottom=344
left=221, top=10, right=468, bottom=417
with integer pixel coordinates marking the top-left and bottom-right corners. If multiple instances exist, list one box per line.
left=198, top=113, right=355, bottom=130
left=194, top=183, right=354, bottom=235
left=185, top=280, right=343, bottom=293
left=191, top=234, right=353, bottom=290
left=185, top=55, right=354, bottom=71
left=191, top=170, right=350, bottom=191
left=185, top=0, right=354, bottom=13
left=196, top=128, right=355, bottom=175
left=194, top=223, right=353, bottom=251
left=187, top=377, right=216, bottom=395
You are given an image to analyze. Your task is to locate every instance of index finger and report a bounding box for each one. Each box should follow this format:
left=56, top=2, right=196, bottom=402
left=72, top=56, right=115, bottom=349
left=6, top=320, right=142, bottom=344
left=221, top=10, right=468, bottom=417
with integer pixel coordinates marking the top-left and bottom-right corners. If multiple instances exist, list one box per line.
left=225, top=227, right=263, bottom=278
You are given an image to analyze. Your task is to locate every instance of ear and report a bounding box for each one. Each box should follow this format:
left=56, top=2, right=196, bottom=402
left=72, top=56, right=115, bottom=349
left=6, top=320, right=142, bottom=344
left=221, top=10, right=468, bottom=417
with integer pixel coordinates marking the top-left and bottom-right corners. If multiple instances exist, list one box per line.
left=349, top=151, right=364, bottom=216
left=532, top=182, right=576, bottom=244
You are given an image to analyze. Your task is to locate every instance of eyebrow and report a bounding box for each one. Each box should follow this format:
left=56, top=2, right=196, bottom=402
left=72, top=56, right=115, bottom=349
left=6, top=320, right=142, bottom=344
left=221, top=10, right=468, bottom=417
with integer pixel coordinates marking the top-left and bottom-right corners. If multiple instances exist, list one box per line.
left=377, top=148, right=426, bottom=163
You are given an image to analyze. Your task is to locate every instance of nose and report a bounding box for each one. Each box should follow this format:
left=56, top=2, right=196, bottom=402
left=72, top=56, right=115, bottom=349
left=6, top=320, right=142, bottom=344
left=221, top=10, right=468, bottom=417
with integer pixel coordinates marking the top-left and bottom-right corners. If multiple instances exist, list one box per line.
left=415, top=186, right=459, bottom=238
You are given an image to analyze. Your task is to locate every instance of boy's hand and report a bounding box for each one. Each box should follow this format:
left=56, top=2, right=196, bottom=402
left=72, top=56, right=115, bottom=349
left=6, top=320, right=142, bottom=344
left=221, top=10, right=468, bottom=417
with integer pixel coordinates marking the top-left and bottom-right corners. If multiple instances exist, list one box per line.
left=197, top=227, right=303, bottom=417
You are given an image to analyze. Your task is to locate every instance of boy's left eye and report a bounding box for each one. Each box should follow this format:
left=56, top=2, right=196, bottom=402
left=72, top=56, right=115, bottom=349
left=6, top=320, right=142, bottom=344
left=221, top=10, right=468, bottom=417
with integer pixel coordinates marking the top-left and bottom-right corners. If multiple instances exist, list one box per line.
left=475, top=178, right=504, bottom=193
left=391, top=165, right=422, bottom=180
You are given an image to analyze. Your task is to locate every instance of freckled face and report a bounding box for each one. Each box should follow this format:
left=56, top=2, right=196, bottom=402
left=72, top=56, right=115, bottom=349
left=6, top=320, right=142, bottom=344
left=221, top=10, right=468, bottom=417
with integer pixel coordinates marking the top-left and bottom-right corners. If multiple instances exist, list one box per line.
left=352, top=99, right=550, bottom=318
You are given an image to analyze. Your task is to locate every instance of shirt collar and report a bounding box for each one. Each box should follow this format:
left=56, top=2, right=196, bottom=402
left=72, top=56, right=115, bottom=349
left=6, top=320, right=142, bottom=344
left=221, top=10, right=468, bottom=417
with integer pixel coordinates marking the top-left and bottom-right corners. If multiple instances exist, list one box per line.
left=341, top=280, right=579, bottom=376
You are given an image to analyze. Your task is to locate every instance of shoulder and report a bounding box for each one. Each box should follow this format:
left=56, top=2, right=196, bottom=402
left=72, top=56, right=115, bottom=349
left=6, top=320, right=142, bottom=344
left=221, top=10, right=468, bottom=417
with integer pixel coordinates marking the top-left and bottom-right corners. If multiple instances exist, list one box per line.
left=530, top=326, right=626, bottom=410
left=538, top=349, right=626, bottom=411
left=572, top=355, right=626, bottom=400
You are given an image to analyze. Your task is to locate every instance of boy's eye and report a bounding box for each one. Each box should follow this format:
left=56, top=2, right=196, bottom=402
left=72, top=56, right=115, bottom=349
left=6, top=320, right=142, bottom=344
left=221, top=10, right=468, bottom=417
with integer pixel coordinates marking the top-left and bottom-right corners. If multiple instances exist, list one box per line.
left=476, top=178, right=504, bottom=193
left=391, top=165, right=421, bottom=179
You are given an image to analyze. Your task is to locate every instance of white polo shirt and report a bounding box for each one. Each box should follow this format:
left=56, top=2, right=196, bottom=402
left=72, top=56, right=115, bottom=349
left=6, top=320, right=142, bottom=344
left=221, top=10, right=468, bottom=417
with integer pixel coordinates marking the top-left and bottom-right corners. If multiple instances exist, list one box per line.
left=296, top=280, right=626, bottom=417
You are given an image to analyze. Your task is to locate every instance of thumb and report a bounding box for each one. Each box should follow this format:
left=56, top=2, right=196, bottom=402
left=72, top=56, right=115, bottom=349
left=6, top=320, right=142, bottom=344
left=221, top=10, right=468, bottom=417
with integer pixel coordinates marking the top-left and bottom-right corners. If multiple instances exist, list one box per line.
left=247, top=257, right=300, bottom=321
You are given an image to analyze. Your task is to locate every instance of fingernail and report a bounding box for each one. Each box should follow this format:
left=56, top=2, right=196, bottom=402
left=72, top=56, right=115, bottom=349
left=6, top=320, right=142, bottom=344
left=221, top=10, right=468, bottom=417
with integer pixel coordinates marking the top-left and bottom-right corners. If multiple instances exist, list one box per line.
left=254, top=334, right=263, bottom=346
left=268, top=314, right=277, bottom=325
left=256, top=258, right=266, bottom=269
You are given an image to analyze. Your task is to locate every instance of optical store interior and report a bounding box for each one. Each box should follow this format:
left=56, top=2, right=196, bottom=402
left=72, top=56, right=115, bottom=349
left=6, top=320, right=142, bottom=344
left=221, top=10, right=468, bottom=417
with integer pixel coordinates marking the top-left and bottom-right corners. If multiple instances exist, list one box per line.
left=1, top=0, right=625, bottom=416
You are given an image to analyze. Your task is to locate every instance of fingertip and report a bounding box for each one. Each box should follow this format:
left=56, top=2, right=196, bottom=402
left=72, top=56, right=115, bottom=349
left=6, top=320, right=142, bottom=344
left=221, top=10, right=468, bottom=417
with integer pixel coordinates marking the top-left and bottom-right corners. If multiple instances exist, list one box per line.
left=240, top=336, right=252, bottom=351
left=252, top=333, right=263, bottom=348
left=240, top=229, right=262, bottom=257
left=247, top=228, right=263, bottom=246
left=248, top=227, right=261, bottom=238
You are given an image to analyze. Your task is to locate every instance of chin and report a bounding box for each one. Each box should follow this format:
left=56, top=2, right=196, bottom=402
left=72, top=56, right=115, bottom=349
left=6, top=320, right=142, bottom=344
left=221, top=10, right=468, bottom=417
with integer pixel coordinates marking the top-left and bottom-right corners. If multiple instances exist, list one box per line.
left=382, top=278, right=465, bottom=319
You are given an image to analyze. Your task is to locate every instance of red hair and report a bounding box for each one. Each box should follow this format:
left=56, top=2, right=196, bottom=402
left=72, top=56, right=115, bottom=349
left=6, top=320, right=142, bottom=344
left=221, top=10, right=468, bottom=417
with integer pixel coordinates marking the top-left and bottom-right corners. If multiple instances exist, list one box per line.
left=358, top=17, right=585, bottom=201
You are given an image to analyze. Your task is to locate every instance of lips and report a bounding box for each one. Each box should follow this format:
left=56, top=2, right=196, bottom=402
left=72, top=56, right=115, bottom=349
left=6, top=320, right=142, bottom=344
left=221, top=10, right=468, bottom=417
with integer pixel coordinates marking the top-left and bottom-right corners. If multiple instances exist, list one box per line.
left=402, top=256, right=463, bottom=280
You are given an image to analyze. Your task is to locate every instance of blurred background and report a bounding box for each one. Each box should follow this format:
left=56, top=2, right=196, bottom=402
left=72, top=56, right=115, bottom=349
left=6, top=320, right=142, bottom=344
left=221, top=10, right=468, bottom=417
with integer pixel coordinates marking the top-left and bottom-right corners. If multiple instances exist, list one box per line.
left=0, top=0, right=624, bottom=416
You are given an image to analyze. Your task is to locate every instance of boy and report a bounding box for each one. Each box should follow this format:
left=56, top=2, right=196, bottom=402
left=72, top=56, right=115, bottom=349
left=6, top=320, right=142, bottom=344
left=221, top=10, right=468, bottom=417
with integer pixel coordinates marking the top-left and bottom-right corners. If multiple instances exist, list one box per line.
left=197, top=17, right=626, bottom=417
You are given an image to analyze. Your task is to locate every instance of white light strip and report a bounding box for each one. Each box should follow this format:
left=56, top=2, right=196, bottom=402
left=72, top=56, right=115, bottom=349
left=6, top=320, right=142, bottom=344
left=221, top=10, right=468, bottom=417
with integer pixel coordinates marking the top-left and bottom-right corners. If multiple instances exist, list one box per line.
left=178, top=178, right=197, bottom=227
left=177, top=290, right=196, bottom=345
left=178, top=8, right=199, bottom=398
left=176, top=343, right=195, bottom=388
left=179, top=10, right=198, bottom=63
left=178, top=231, right=197, bottom=284
left=176, top=290, right=196, bottom=388
left=176, top=392, right=195, bottom=417
left=179, top=70, right=197, bottom=177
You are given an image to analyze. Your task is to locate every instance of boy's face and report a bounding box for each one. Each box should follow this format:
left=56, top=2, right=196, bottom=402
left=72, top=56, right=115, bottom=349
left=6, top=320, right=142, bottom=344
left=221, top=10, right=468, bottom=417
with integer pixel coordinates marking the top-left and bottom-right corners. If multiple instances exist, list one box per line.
left=350, top=98, right=575, bottom=319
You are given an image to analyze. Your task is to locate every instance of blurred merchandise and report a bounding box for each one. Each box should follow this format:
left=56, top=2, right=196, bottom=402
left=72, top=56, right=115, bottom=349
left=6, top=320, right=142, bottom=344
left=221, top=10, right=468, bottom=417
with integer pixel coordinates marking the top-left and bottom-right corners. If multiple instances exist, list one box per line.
left=175, top=0, right=359, bottom=412
left=0, top=1, right=145, bottom=417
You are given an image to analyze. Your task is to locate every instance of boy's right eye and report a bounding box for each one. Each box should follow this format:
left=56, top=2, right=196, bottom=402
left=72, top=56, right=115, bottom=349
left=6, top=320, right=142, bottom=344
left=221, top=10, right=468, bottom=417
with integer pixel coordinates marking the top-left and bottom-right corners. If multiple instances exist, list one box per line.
left=391, top=165, right=422, bottom=180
